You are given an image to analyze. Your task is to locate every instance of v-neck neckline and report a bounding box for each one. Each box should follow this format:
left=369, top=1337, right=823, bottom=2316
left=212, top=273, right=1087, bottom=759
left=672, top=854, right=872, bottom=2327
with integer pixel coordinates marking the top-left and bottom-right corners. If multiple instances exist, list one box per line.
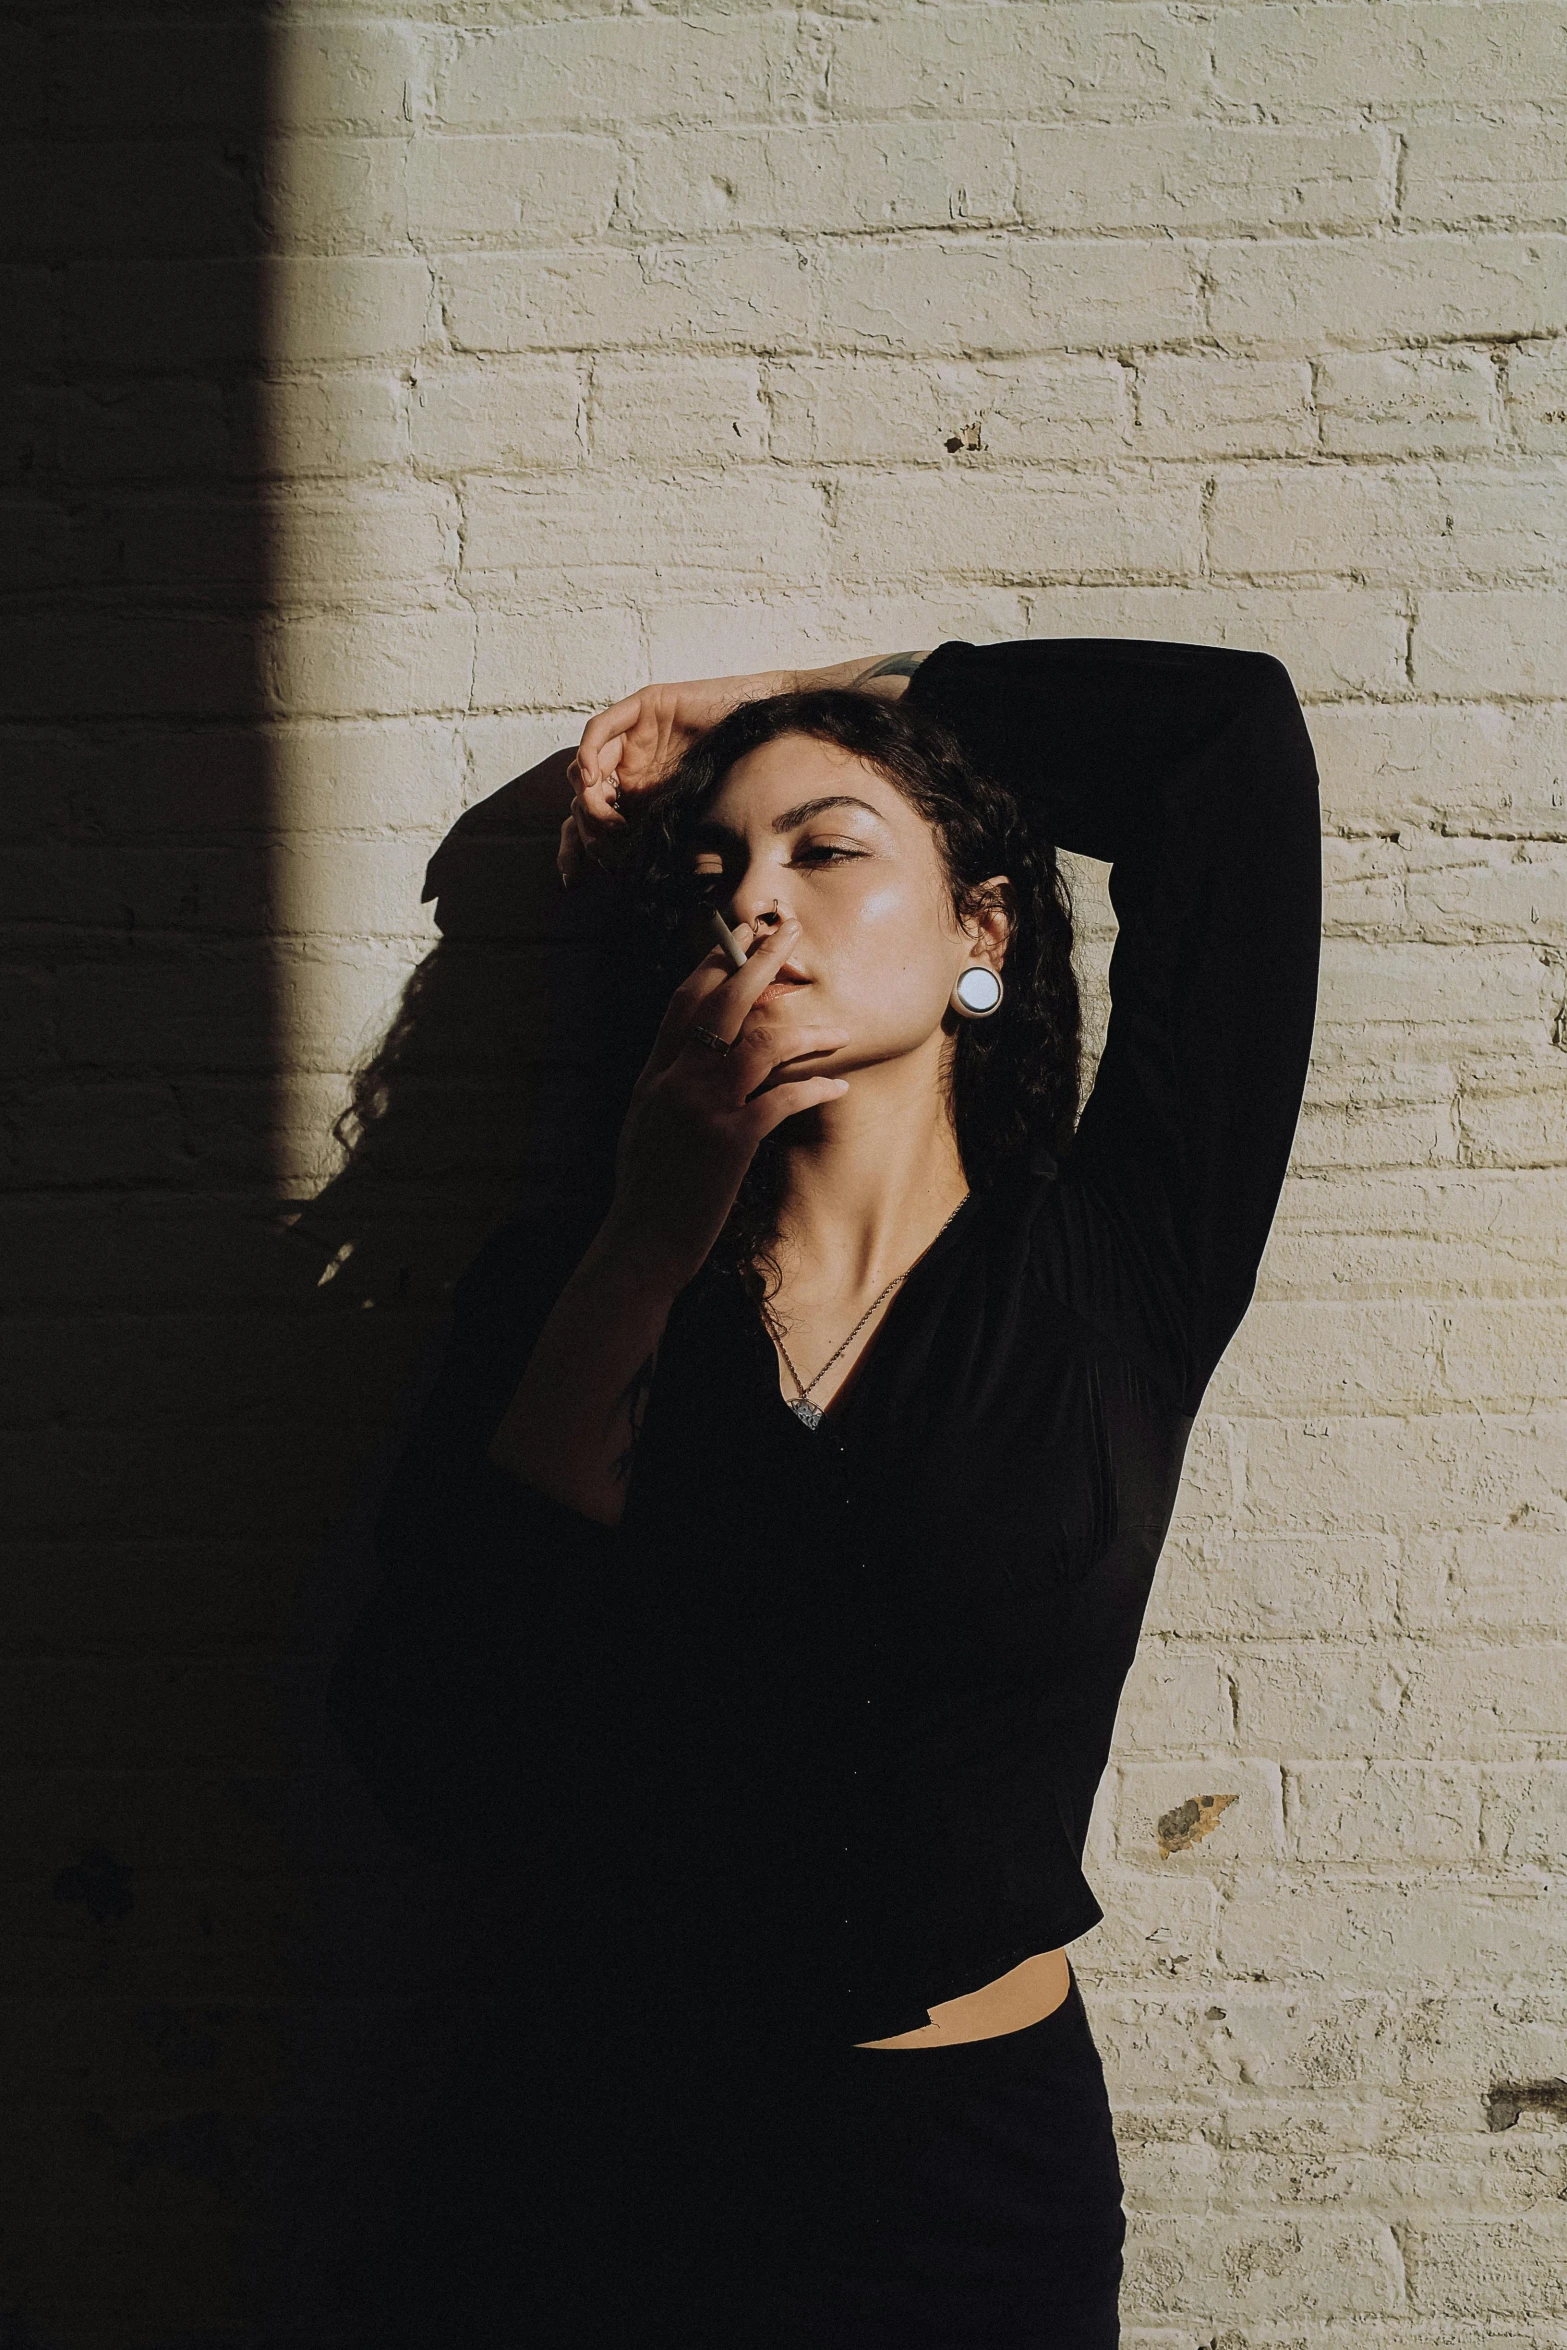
left=749, top=1187, right=984, bottom=1443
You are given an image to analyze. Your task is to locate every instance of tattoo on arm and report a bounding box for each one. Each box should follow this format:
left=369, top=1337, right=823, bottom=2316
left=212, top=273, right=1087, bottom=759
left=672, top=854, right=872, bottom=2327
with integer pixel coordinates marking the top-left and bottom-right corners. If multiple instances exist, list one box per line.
left=858, top=650, right=930, bottom=682
left=609, top=1351, right=656, bottom=1486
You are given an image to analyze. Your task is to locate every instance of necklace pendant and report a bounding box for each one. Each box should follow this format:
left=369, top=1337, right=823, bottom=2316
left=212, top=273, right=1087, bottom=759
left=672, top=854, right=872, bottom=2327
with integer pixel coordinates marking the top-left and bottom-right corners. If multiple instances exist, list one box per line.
left=788, top=1396, right=825, bottom=1431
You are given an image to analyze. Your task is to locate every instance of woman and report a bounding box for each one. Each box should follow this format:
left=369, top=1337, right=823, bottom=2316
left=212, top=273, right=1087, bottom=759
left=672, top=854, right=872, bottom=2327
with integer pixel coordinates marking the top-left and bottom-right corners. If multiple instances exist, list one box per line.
left=328, top=635, right=1321, bottom=2347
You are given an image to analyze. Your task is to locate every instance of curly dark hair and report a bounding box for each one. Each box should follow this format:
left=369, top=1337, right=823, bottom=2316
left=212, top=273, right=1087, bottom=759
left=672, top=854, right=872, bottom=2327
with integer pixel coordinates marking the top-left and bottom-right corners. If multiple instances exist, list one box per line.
left=617, top=686, right=1081, bottom=1301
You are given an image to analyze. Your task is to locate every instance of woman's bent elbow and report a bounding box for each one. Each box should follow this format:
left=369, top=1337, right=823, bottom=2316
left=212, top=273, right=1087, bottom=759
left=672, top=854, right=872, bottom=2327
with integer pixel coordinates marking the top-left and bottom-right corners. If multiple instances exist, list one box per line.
left=485, top=1425, right=627, bottom=1529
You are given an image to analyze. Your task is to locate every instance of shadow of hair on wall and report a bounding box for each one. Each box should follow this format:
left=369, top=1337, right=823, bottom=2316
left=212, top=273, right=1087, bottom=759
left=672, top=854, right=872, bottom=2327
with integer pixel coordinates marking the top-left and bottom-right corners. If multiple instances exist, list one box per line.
left=286, top=745, right=641, bottom=1316
left=258, top=744, right=648, bottom=2345
left=278, top=740, right=644, bottom=1660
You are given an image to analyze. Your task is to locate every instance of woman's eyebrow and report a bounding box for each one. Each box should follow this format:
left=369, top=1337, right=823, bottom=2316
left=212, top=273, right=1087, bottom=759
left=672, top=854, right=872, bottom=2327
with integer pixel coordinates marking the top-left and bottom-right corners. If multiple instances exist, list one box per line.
left=684, top=794, right=887, bottom=852
left=771, top=794, right=886, bottom=832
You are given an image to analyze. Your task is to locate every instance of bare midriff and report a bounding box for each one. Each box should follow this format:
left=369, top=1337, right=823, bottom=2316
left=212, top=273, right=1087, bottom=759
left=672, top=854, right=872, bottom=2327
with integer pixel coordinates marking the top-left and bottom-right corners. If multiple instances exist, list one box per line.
left=851, top=1946, right=1071, bottom=2049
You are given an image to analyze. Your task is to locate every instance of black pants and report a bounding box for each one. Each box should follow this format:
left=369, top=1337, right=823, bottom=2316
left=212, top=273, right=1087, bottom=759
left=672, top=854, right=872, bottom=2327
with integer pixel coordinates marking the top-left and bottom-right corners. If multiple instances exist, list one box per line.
left=375, top=1975, right=1124, bottom=2348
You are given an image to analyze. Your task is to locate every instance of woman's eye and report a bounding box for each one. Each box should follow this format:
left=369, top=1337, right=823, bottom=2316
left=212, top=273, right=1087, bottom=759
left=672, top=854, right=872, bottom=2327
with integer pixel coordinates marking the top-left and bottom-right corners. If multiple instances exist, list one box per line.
left=793, top=842, right=865, bottom=866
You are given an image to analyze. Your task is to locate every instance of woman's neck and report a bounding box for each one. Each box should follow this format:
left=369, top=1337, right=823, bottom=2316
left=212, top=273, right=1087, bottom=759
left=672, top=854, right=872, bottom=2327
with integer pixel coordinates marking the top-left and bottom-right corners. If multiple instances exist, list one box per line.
left=770, top=1068, right=969, bottom=1303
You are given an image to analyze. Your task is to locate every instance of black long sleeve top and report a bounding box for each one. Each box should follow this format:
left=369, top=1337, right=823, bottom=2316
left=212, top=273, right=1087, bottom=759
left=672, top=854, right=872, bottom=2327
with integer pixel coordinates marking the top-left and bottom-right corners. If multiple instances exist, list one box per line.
left=326, top=636, right=1322, bottom=2051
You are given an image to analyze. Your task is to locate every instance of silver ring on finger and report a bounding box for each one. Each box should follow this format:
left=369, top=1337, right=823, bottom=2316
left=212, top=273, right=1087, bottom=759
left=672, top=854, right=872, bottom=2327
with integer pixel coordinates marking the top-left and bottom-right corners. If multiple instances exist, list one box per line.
left=687, top=1022, right=732, bottom=1057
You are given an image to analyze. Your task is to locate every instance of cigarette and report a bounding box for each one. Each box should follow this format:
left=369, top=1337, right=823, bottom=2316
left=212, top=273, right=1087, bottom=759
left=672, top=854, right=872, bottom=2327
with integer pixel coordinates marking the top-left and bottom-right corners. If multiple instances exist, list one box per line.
left=708, top=907, right=750, bottom=971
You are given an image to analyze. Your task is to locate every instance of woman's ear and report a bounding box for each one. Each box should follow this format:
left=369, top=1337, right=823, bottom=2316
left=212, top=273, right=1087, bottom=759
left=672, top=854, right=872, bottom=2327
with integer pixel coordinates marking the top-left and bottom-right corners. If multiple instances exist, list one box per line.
left=964, top=875, right=1016, bottom=970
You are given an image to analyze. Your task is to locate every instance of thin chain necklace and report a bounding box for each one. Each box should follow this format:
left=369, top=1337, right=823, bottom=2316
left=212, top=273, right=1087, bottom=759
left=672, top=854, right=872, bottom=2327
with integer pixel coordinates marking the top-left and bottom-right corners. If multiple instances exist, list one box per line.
left=762, top=1196, right=970, bottom=1431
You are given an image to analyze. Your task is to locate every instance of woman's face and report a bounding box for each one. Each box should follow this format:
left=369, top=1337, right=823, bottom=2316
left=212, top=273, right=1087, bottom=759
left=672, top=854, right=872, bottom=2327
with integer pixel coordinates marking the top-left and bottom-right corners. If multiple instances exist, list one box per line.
left=683, top=732, right=1008, bottom=1078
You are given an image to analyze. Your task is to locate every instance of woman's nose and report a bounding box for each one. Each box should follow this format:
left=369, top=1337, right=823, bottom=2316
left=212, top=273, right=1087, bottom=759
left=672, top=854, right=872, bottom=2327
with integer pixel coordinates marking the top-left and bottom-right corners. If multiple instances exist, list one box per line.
left=725, top=882, right=786, bottom=933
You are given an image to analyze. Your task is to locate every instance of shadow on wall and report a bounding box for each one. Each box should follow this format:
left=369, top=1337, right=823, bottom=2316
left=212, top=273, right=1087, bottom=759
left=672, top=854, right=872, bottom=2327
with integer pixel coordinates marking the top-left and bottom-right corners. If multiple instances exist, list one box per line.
left=269, top=751, right=638, bottom=2349
left=1, top=7, right=627, bottom=2340
left=284, top=748, right=634, bottom=1322
left=6, top=9, right=282, bottom=2341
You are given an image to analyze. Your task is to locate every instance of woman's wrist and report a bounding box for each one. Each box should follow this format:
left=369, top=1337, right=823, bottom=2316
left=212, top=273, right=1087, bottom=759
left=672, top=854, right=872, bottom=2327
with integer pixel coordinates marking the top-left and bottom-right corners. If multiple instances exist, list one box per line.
left=791, top=652, right=931, bottom=699
left=487, top=1223, right=680, bottom=1516
left=579, top=1213, right=695, bottom=1311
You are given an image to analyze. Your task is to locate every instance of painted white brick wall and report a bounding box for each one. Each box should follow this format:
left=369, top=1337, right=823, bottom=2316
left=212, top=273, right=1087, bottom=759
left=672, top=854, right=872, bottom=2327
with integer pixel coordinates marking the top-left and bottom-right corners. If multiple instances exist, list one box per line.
left=262, top=6, right=1567, bottom=2339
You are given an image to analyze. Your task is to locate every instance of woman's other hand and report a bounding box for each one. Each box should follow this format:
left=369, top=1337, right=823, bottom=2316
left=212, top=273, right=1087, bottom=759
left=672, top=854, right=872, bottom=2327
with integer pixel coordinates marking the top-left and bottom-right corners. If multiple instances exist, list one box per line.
left=555, top=652, right=930, bottom=886
left=558, top=669, right=793, bottom=887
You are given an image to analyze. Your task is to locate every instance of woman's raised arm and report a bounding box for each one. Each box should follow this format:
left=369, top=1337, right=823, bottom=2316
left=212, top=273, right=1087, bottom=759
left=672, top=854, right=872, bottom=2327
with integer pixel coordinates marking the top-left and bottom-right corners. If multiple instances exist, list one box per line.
left=905, top=636, right=1322, bottom=1414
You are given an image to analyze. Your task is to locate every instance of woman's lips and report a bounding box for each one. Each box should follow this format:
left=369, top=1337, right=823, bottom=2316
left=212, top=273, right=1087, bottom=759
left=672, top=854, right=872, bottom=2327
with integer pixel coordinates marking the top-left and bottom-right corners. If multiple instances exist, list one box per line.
left=755, top=970, right=810, bottom=1003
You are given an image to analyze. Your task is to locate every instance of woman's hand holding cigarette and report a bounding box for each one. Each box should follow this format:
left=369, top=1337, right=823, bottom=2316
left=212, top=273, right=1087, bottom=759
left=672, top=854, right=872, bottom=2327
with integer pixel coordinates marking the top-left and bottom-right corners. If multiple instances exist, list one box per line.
left=488, top=909, right=848, bottom=1523
left=599, top=911, right=849, bottom=1295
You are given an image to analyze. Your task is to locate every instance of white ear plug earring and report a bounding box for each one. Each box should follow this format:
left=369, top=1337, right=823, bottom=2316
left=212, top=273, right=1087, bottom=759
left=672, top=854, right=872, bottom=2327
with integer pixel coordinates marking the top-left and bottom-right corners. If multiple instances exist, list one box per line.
left=951, top=966, right=1004, bottom=1018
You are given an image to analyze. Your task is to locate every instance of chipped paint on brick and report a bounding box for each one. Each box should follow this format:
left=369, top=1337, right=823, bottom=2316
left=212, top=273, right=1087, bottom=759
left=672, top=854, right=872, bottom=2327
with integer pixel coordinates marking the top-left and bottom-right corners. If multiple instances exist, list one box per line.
left=1487, top=2079, right=1567, bottom=2132
left=1157, top=1792, right=1242, bottom=1857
